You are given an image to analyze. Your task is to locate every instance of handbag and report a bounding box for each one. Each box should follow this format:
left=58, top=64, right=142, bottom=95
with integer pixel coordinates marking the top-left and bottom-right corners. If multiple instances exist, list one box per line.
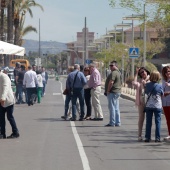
left=63, top=89, right=69, bottom=95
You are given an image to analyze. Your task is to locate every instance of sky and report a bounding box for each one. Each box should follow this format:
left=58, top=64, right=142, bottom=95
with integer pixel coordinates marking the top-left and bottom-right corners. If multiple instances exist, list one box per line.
left=24, top=0, right=139, bottom=43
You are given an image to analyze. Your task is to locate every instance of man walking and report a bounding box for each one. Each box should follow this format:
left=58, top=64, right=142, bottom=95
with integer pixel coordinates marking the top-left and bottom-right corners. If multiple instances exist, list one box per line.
left=0, top=71, right=20, bottom=139
left=104, top=61, right=122, bottom=127
left=66, top=64, right=87, bottom=121
left=16, top=65, right=27, bottom=104
left=23, top=66, right=38, bottom=106
left=88, top=63, right=103, bottom=121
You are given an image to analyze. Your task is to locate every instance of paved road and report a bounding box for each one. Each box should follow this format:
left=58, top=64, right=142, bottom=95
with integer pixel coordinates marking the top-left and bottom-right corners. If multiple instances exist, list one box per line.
left=0, top=77, right=170, bottom=170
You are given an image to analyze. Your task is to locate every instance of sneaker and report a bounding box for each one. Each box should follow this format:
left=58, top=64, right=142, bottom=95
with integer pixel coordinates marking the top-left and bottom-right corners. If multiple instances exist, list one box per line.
left=105, top=124, right=114, bottom=127
left=155, top=139, right=161, bottom=142
left=69, top=118, right=76, bottom=121
left=7, top=133, right=20, bottom=139
left=79, top=118, right=84, bottom=121
left=138, top=136, right=143, bottom=142
left=61, top=116, right=66, bottom=119
left=164, top=136, right=170, bottom=141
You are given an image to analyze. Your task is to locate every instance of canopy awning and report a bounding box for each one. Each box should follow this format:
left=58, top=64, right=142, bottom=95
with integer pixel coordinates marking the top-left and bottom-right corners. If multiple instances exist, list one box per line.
left=0, top=41, right=25, bottom=56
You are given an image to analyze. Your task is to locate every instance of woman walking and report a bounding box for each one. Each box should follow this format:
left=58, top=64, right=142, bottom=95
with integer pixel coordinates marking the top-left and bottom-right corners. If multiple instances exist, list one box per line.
left=132, top=67, right=150, bottom=141
left=144, top=71, right=163, bottom=142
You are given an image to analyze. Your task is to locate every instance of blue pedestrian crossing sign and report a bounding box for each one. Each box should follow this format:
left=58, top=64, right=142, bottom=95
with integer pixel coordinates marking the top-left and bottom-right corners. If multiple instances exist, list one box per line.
left=129, top=47, right=139, bottom=58
left=86, top=59, right=92, bottom=64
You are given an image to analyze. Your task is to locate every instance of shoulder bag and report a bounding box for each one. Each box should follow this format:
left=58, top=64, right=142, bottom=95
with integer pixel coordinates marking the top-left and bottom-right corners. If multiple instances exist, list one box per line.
left=70, top=71, right=79, bottom=96
left=143, top=84, right=158, bottom=112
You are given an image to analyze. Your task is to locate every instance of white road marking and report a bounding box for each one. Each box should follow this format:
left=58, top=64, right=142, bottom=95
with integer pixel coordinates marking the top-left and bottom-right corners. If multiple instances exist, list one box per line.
left=53, top=93, right=62, bottom=95
left=59, top=80, right=91, bottom=170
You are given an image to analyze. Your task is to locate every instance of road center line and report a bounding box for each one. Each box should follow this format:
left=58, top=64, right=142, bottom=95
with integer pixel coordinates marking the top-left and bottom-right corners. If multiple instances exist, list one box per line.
left=59, top=80, right=91, bottom=170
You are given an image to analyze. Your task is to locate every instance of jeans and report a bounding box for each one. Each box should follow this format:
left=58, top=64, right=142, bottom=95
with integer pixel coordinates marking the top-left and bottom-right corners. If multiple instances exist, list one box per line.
left=107, top=92, right=121, bottom=126
left=84, top=88, right=92, bottom=117
left=42, top=81, right=46, bottom=96
left=71, top=88, right=85, bottom=119
left=64, top=94, right=72, bottom=117
left=26, top=87, right=37, bottom=105
left=0, top=104, right=19, bottom=136
left=145, top=108, right=162, bottom=140
left=18, top=84, right=23, bottom=103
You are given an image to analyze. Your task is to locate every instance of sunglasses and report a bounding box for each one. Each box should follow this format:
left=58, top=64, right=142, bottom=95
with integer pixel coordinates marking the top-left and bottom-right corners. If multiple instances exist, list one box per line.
left=109, top=65, right=114, bottom=67
left=139, top=71, right=144, bottom=75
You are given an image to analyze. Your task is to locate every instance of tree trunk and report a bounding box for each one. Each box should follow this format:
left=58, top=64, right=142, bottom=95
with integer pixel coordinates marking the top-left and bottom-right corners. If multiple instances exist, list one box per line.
left=7, top=0, right=13, bottom=43
left=0, top=8, right=4, bottom=41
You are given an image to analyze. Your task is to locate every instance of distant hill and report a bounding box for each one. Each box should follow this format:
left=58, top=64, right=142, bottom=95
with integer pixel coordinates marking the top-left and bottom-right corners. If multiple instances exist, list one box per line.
left=22, top=39, right=67, bottom=55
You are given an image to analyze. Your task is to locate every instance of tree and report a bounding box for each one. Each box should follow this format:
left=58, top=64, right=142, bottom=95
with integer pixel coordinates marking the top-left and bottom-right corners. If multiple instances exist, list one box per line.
left=13, top=0, right=43, bottom=45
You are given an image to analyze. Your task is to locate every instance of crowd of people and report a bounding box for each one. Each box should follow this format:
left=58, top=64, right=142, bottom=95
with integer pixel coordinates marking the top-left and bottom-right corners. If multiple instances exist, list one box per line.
left=0, top=62, right=48, bottom=139
left=62, top=61, right=170, bottom=143
left=1, top=60, right=170, bottom=143
left=61, top=61, right=122, bottom=127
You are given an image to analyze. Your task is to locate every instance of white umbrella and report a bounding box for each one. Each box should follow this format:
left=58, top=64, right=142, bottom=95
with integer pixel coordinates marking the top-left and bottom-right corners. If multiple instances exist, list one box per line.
left=0, top=41, right=25, bottom=56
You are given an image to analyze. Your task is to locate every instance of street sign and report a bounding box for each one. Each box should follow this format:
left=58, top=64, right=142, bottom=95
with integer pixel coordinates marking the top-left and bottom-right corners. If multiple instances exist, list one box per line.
left=86, top=59, right=92, bottom=64
left=129, top=47, right=139, bottom=58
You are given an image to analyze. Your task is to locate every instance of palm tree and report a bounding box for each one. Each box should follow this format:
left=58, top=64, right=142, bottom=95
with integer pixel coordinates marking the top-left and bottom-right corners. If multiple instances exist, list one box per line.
left=13, top=0, right=43, bottom=45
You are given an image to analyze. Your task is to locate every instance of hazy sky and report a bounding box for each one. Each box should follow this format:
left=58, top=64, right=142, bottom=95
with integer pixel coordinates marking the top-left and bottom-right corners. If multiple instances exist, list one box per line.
left=24, top=0, right=139, bottom=43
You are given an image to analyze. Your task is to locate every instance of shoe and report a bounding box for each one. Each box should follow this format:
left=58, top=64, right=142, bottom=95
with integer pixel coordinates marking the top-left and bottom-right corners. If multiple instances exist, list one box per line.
left=144, top=139, right=150, bottom=142
left=105, top=124, right=114, bottom=127
left=21, top=101, right=26, bottom=104
left=164, top=136, right=170, bottom=141
left=155, top=139, right=161, bottom=142
left=70, top=118, right=76, bottom=121
left=138, top=136, right=143, bottom=142
left=91, top=118, right=98, bottom=121
left=7, top=133, right=20, bottom=139
left=97, top=118, right=103, bottom=121
left=61, top=116, right=66, bottom=119
left=15, top=102, right=21, bottom=104
left=79, top=118, right=84, bottom=121
left=85, top=116, right=91, bottom=120
left=115, top=124, right=121, bottom=127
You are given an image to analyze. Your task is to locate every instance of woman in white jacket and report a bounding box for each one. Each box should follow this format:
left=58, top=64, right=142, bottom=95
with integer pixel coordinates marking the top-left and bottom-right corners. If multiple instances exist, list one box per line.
left=36, top=70, right=43, bottom=103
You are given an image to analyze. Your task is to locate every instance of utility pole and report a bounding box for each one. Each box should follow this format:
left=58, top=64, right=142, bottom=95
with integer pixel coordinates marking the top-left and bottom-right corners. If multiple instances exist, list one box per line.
left=38, top=18, right=41, bottom=68
left=84, top=17, right=86, bottom=66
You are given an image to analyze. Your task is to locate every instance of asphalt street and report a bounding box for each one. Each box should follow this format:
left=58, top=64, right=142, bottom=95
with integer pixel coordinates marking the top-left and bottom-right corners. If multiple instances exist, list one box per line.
left=0, top=77, right=170, bottom=170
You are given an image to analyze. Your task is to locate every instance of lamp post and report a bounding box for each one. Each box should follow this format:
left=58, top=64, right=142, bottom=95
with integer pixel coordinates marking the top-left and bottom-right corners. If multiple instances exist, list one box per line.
left=123, top=14, right=143, bottom=77
left=115, top=22, right=132, bottom=43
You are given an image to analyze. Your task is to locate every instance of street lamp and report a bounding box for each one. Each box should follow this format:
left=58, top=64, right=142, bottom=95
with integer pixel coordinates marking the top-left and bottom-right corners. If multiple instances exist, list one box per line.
left=123, top=14, right=143, bottom=77
left=115, top=22, right=132, bottom=43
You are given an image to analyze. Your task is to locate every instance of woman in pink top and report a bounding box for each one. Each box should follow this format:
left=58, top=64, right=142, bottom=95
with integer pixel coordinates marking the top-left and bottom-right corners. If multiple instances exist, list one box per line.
left=132, top=67, right=150, bottom=141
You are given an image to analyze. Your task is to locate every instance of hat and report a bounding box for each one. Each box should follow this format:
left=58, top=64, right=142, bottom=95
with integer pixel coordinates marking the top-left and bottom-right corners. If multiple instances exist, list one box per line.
left=4, top=67, right=10, bottom=73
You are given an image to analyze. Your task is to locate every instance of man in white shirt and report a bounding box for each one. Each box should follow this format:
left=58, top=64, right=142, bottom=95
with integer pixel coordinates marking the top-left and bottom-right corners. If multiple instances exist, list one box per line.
left=23, top=66, right=38, bottom=106
left=0, top=71, right=20, bottom=139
